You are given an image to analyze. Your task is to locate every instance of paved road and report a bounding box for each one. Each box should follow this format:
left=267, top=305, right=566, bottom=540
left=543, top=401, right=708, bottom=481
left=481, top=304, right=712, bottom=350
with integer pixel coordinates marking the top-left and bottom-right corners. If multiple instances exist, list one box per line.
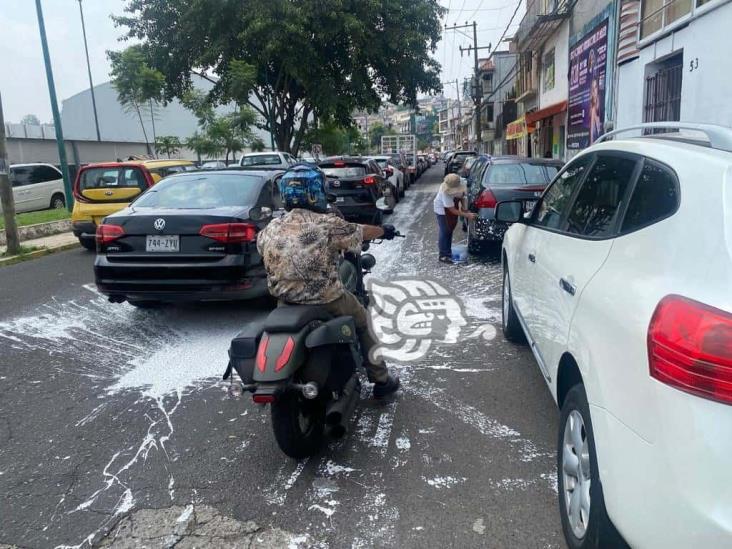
left=0, top=166, right=562, bottom=548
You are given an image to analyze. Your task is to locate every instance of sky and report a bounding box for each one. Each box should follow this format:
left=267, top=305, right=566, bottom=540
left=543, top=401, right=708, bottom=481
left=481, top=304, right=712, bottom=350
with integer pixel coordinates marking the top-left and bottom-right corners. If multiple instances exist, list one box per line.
left=0, top=0, right=523, bottom=123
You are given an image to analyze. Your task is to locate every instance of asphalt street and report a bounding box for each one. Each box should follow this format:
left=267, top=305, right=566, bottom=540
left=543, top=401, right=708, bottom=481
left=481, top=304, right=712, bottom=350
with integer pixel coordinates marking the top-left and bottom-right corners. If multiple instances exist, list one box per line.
left=0, top=165, right=562, bottom=548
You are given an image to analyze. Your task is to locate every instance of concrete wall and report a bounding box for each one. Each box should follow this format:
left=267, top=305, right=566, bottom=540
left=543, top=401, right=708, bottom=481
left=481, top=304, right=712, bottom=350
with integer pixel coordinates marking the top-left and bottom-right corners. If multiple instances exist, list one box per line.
left=616, top=0, right=732, bottom=129
left=540, top=20, right=570, bottom=108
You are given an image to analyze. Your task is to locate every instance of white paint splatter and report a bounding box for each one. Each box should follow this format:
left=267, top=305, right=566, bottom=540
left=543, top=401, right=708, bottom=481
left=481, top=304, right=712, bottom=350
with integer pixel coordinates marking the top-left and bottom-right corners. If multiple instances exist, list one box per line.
left=266, top=460, right=309, bottom=505
left=395, top=436, right=411, bottom=451
left=176, top=504, right=193, bottom=523
left=370, top=401, right=397, bottom=455
left=472, top=517, right=486, bottom=534
left=114, top=489, right=134, bottom=515
left=321, top=461, right=356, bottom=476
left=309, top=503, right=338, bottom=518
left=424, top=476, right=466, bottom=489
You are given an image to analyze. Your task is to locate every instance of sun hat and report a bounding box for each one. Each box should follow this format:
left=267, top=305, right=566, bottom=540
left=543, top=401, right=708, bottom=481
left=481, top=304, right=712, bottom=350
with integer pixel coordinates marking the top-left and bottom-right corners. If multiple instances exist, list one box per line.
left=439, top=173, right=467, bottom=197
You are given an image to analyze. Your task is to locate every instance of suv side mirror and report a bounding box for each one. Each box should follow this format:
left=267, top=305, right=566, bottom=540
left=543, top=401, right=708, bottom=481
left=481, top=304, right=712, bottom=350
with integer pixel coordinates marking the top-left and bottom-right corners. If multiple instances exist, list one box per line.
left=495, top=200, right=524, bottom=223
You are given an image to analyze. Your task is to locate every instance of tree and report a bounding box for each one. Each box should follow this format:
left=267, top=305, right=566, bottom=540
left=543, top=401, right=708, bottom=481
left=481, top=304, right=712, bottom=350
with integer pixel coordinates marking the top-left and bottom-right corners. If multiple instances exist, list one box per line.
left=155, top=135, right=181, bottom=158
left=302, top=118, right=366, bottom=156
left=368, top=123, right=396, bottom=151
left=109, top=45, right=165, bottom=151
left=114, top=0, right=444, bottom=155
left=21, top=114, right=40, bottom=126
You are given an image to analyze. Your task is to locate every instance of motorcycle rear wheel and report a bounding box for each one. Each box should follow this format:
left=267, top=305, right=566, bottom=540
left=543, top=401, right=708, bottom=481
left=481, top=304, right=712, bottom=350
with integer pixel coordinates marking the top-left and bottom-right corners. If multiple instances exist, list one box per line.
left=271, top=391, right=326, bottom=459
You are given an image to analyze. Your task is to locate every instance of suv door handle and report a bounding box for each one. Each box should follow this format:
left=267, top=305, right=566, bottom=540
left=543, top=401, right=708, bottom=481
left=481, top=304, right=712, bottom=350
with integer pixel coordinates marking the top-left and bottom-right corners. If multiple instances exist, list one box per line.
left=528, top=253, right=536, bottom=263
left=560, top=278, right=576, bottom=296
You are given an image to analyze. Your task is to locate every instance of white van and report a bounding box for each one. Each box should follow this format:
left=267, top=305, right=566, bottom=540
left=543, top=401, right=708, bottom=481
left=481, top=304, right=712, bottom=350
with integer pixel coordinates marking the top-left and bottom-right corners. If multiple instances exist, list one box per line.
left=6, top=163, right=66, bottom=213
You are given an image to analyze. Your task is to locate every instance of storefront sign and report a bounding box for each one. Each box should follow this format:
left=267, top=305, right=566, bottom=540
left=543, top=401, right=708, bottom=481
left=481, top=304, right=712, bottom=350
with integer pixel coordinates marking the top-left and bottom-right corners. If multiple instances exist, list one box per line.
left=567, top=19, right=609, bottom=150
left=506, top=116, right=527, bottom=140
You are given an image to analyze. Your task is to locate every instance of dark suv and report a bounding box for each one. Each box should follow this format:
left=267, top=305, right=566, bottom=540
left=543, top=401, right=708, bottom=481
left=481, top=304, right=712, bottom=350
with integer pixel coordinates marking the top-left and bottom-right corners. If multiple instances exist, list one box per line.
left=445, top=151, right=477, bottom=175
left=318, top=156, right=389, bottom=224
left=467, top=156, right=563, bottom=253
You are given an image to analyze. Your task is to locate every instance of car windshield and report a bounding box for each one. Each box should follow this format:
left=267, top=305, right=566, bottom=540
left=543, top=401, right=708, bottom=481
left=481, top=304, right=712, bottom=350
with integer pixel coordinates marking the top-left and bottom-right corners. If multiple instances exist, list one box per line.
left=241, top=154, right=281, bottom=166
left=133, top=174, right=262, bottom=209
left=321, top=165, right=366, bottom=178
left=79, top=167, right=147, bottom=191
left=485, top=163, right=550, bottom=186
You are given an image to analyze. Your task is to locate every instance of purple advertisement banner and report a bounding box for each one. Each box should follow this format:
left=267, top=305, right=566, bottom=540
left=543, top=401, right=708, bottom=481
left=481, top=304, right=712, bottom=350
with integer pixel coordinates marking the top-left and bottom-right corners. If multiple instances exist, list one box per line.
left=567, top=19, right=609, bottom=150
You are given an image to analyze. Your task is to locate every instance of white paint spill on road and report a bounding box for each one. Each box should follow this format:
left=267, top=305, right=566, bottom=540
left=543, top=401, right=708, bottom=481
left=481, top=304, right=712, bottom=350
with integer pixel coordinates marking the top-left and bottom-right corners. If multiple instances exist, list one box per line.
left=395, top=436, right=411, bottom=451
left=321, top=461, right=356, bottom=476
left=176, top=504, right=194, bottom=523
left=266, top=459, right=309, bottom=506
left=424, top=476, right=466, bottom=489
left=370, top=401, right=397, bottom=456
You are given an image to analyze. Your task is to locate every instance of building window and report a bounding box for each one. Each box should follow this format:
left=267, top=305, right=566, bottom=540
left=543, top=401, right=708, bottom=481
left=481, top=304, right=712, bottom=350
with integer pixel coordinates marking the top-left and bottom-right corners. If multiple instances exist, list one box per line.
left=640, top=0, right=692, bottom=38
left=643, top=53, right=683, bottom=124
left=543, top=49, right=555, bottom=92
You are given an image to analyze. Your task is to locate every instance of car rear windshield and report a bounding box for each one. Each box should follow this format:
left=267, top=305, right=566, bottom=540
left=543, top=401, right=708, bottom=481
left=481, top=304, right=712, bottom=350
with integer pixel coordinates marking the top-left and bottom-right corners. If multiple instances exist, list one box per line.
left=374, top=159, right=388, bottom=168
left=79, top=167, right=147, bottom=191
left=320, top=165, right=366, bottom=178
left=241, top=155, right=281, bottom=166
left=133, top=174, right=262, bottom=209
left=484, top=163, right=553, bottom=186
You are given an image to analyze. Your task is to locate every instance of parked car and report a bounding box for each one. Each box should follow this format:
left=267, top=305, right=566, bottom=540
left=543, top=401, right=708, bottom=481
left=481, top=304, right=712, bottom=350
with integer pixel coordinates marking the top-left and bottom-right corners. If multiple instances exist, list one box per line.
left=368, top=155, right=405, bottom=198
left=428, top=153, right=437, bottom=165
left=417, top=154, right=429, bottom=175
left=239, top=151, right=297, bottom=170
left=404, top=152, right=419, bottom=184
left=200, top=160, right=228, bottom=170
left=458, top=155, right=479, bottom=179
left=466, top=156, right=561, bottom=253
left=387, top=152, right=410, bottom=189
left=71, top=160, right=196, bottom=251
left=4, top=163, right=66, bottom=213
left=498, top=122, right=732, bottom=549
left=318, top=156, right=390, bottom=224
left=445, top=151, right=477, bottom=175
left=94, top=169, right=284, bottom=307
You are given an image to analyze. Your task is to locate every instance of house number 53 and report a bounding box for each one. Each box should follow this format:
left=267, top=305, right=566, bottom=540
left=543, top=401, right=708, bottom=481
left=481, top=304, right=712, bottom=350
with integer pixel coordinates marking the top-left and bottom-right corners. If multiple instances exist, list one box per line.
left=689, top=58, right=699, bottom=72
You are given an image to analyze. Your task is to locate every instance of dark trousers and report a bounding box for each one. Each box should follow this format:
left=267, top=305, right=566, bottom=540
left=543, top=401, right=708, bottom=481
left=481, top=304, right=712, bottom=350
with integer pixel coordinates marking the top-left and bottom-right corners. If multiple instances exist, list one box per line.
left=436, top=214, right=454, bottom=258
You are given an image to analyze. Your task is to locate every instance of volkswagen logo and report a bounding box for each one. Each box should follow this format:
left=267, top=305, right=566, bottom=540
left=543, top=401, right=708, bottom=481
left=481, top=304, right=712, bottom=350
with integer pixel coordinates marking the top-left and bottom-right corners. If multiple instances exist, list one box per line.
left=153, top=218, right=166, bottom=231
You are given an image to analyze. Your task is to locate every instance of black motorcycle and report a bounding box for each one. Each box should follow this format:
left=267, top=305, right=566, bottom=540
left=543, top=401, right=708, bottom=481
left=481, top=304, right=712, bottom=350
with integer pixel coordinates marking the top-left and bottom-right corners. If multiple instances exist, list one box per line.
left=224, top=231, right=402, bottom=459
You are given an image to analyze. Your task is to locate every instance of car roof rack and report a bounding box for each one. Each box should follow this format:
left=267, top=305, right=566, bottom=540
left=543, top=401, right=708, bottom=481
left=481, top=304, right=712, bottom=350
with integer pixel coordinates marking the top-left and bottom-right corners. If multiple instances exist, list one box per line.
left=596, top=122, right=732, bottom=153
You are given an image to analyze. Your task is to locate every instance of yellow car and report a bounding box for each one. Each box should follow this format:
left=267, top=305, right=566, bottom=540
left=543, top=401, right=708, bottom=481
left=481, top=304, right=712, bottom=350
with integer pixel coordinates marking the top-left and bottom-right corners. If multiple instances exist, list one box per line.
left=72, top=159, right=196, bottom=250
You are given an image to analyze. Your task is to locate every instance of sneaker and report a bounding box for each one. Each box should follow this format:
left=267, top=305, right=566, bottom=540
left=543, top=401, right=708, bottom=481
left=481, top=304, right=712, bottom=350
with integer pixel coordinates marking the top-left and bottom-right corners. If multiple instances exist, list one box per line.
left=439, top=256, right=454, bottom=264
left=373, top=374, right=401, bottom=399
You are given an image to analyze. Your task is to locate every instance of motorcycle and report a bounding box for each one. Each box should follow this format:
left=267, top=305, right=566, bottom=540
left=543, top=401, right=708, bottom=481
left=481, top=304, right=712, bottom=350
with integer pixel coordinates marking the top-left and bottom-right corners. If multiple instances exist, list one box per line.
left=224, top=208, right=403, bottom=459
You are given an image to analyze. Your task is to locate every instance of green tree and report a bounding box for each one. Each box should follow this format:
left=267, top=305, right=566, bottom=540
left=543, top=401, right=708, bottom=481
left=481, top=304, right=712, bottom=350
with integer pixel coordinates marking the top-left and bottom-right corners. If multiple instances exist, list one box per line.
left=109, top=45, right=165, bottom=151
left=368, top=122, right=396, bottom=151
left=114, top=0, right=444, bottom=155
left=21, top=114, right=40, bottom=125
left=155, top=135, right=181, bottom=158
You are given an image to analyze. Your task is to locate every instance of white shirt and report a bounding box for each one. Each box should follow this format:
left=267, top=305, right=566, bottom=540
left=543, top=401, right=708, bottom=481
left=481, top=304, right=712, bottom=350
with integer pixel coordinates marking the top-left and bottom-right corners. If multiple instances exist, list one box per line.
left=433, top=191, right=458, bottom=215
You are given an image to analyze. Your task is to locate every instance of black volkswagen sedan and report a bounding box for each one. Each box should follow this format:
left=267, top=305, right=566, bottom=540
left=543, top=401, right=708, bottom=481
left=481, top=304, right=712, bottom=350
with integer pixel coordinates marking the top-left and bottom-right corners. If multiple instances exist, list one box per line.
left=94, top=170, right=283, bottom=307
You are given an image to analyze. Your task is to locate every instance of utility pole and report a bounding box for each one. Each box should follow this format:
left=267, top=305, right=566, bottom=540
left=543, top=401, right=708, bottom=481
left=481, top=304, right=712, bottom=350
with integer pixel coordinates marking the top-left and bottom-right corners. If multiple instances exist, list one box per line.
left=0, top=93, right=21, bottom=256
left=445, top=22, right=491, bottom=152
left=36, top=0, right=73, bottom=211
left=77, top=0, right=101, bottom=142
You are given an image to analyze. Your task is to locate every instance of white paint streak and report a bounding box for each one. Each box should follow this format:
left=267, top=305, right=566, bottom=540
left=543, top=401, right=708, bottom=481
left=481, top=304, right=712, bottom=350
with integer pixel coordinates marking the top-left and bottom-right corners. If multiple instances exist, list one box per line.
left=176, top=504, right=194, bottom=523
left=424, top=476, right=466, bottom=489
left=395, top=436, right=411, bottom=451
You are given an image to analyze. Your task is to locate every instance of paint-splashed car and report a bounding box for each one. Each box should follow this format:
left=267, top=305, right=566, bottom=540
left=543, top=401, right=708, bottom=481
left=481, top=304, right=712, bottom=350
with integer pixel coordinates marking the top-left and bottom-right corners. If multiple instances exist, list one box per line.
left=94, top=169, right=284, bottom=307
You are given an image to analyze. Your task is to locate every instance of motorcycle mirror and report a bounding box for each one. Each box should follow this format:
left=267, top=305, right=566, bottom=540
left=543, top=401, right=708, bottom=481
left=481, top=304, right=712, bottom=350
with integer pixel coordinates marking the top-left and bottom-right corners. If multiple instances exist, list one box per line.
left=375, top=197, right=390, bottom=211
left=361, top=253, right=376, bottom=270
left=249, top=206, right=272, bottom=221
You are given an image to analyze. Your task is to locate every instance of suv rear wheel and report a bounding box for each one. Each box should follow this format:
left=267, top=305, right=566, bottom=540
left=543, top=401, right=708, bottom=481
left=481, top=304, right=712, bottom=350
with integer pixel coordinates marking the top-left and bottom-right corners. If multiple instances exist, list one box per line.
left=50, top=193, right=65, bottom=209
left=558, top=384, right=625, bottom=548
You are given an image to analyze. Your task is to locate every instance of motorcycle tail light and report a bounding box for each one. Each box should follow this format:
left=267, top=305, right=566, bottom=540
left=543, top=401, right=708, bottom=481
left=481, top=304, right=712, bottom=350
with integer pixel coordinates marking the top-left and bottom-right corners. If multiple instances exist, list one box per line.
left=253, top=394, right=275, bottom=404
left=256, top=334, right=270, bottom=373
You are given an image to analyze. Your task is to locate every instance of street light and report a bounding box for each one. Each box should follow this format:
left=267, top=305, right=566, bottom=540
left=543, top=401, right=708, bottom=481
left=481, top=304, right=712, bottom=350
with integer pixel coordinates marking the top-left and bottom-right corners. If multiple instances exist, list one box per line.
left=77, top=0, right=101, bottom=141
left=35, top=0, right=73, bottom=210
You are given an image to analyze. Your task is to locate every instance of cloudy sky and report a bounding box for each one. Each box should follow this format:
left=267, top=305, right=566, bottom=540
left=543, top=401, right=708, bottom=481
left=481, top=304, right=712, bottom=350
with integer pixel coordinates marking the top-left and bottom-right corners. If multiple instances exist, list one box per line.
left=0, top=0, right=521, bottom=123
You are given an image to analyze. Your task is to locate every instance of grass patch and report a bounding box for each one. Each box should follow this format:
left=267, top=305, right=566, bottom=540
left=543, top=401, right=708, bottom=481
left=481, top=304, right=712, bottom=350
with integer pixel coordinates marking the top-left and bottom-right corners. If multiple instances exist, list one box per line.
left=0, top=208, right=70, bottom=230
left=1, top=245, right=41, bottom=258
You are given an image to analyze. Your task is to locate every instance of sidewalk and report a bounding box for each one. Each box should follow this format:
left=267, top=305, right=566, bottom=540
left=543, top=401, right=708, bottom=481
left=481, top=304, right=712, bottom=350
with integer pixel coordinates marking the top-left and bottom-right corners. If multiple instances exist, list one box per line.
left=0, top=231, right=80, bottom=266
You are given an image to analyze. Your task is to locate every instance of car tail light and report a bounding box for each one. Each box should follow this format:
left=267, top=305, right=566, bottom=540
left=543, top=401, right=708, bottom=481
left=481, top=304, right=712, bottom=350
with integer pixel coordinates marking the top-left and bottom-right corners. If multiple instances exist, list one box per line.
left=96, top=224, right=125, bottom=244
left=199, top=223, right=256, bottom=243
left=256, top=334, right=270, bottom=373
left=363, top=176, right=377, bottom=185
left=275, top=337, right=295, bottom=372
left=475, top=188, right=497, bottom=209
left=334, top=161, right=345, bottom=167
left=648, top=295, right=732, bottom=405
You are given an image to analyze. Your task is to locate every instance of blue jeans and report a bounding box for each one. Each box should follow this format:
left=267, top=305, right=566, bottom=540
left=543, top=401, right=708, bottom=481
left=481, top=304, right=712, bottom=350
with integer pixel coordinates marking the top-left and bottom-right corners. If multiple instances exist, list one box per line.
left=436, top=214, right=453, bottom=258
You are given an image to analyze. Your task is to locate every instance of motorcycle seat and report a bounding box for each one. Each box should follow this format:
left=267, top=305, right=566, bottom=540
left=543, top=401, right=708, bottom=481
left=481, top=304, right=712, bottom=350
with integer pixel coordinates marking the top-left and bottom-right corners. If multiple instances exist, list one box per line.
left=264, top=305, right=332, bottom=333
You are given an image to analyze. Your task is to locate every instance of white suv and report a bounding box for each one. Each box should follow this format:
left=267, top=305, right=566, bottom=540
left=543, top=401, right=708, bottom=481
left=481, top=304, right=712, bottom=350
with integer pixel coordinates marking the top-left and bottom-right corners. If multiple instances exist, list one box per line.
left=6, top=163, right=66, bottom=213
left=498, top=123, right=731, bottom=549
left=239, top=151, right=296, bottom=170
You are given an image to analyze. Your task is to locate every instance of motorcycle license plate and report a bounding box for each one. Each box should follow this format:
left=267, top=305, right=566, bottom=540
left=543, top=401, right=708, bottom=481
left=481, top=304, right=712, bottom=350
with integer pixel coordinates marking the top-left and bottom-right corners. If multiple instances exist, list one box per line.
left=146, top=235, right=180, bottom=252
left=524, top=200, right=537, bottom=213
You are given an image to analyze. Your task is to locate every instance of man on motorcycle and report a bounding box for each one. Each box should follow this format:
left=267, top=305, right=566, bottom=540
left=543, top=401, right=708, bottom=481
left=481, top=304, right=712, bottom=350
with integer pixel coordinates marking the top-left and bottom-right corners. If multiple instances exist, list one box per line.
left=257, top=165, right=401, bottom=399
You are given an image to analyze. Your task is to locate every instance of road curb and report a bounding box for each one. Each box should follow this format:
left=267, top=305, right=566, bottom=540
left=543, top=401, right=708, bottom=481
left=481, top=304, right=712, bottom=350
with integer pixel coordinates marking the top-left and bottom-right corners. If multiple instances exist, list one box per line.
left=0, top=241, right=82, bottom=268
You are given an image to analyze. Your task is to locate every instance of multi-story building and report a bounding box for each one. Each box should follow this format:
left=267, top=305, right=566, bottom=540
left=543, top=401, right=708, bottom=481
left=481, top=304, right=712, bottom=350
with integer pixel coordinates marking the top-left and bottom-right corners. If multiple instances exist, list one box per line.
left=481, top=51, right=519, bottom=156
left=615, top=0, right=732, bottom=131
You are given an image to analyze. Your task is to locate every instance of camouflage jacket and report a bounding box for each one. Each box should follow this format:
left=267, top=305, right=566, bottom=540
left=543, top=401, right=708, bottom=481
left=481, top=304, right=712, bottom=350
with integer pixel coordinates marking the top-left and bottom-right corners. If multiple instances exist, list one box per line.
left=256, top=208, right=363, bottom=304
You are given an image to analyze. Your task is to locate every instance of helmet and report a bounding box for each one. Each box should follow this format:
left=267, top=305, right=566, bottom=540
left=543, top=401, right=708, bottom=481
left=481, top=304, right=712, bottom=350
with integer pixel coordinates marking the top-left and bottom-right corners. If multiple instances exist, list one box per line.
left=279, top=163, right=327, bottom=212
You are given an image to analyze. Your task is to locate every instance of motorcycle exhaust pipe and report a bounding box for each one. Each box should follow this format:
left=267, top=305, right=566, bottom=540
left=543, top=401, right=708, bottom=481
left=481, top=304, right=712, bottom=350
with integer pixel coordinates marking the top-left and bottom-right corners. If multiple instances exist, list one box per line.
left=330, top=382, right=361, bottom=439
left=325, top=375, right=360, bottom=427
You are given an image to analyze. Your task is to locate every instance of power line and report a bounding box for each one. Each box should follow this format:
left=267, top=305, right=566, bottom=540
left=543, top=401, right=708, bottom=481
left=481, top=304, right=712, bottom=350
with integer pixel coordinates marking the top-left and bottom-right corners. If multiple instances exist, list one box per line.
left=465, top=0, right=487, bottom=21
left=451, top=0, right=468, bottom=24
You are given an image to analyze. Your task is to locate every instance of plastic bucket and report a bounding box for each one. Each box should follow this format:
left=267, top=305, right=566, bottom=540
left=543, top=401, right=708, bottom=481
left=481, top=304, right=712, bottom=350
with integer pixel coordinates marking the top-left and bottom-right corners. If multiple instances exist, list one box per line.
left=452, top=243, right=468, bottom=263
